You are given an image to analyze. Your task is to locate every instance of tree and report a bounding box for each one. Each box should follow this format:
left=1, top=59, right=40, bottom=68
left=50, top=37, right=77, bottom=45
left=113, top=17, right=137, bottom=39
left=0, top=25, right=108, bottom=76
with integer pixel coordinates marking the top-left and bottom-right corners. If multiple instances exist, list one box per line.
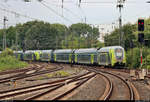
left=104, top=23, right=136, bottom=50
left=126, top=48, right=140, bottom=68
left=0, top=21, right=101, bottom=50
left=68, top=23, right=100, bottom=48
left=24, top=21, right=68, bottom=50
left=50, top=23, right=68, bottom=49
left=6, top=26, right=16, bottom=48
left=104, top=29, right=120, bottom=46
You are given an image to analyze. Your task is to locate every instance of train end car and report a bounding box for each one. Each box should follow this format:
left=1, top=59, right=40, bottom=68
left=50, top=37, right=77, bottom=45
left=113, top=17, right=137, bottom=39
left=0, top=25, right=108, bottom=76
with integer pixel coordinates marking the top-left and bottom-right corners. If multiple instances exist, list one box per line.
left=98, top=46, right=126, bottom=67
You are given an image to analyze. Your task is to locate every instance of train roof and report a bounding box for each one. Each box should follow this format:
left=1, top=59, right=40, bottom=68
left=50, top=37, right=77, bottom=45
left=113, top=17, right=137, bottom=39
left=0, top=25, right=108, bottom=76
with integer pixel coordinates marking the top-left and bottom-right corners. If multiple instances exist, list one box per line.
left=53, top=49, right=73, bottom=53
left=24, top=50, right=41, bottom=53
left=74, top=48, right=97, bottom=53
left=13, top=51, right=23, bottom=53
left=40, top=50, right=52, bottom=53
left=98, top=46, right=124, bottom=52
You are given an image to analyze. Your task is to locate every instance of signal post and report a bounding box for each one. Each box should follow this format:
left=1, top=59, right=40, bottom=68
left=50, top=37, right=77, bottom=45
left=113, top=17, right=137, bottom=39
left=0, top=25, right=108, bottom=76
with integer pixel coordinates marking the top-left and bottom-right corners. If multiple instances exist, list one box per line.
left=138, top=19, right=144, bottom=69
left=137, top=19, right=149, bottom=80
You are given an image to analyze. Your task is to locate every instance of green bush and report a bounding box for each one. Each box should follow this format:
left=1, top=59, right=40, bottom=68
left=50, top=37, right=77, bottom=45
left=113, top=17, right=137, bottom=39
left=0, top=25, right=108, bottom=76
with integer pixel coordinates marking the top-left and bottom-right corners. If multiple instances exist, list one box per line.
left=143, top=54, right=150, bottom=69
left=126, top=48, right=140, bottom=68
left=0, top=48, right=13, bottom=57
left=0, top=48, right=28, bottom=71
left=0, top=55, right=28, bottom=71
left=127, top=47, right=150, bottom=69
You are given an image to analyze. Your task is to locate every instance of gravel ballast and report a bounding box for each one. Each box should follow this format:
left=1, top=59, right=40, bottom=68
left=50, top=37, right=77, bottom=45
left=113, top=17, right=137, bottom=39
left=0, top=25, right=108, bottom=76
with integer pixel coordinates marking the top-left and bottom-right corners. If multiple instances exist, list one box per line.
left=67, top=74, right=106, bottom=100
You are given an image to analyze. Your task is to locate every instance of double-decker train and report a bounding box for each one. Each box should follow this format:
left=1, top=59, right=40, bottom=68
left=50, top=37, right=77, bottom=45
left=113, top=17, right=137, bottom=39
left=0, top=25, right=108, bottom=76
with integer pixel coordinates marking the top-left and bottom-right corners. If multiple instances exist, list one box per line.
left=11, top=46, right=126, bottom=67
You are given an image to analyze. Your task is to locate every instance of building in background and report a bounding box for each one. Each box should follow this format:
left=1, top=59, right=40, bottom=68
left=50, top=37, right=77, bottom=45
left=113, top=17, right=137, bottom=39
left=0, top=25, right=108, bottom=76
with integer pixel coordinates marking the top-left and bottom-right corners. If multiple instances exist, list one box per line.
left=90, top=23, right=119, bottom=42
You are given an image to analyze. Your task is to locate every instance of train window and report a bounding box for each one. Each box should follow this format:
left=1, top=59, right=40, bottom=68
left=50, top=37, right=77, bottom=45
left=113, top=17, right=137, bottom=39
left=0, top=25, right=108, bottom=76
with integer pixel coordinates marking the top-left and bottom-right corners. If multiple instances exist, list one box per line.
left=115, top=48, right=123, bottom=60
left=115, top=48, right=123, bottom=57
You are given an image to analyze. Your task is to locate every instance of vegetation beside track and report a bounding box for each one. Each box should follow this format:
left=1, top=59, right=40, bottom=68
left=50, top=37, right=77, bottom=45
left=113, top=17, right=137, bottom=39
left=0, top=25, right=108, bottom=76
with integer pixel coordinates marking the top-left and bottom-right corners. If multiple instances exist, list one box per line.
left=0, top=48, right=28, bottom=71
left=37, top=71, right=71, bottom=80
left=126, top=47, right=150, bottom=69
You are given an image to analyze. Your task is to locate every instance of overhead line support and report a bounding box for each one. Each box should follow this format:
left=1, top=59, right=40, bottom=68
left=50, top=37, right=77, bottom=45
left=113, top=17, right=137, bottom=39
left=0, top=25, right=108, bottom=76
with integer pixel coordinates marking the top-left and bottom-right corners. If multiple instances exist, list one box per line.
left=3, top=16, right=8, bottom=51
left=117, top=0, right=125, bottom=47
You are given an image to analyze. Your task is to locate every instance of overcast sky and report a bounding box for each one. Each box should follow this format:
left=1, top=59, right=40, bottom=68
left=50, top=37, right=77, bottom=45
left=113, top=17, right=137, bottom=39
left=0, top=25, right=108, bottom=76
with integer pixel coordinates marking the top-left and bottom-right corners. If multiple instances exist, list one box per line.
left=0, top=0, right=150, bottom=28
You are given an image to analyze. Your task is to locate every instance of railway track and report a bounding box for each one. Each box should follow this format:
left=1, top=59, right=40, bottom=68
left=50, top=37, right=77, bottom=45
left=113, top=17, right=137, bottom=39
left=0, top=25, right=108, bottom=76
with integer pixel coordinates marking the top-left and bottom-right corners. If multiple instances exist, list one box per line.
left=0, top=63, right=141, bottom=100
left=0, top=64, right=43, bottom=80
left=0, top=64, right=37, bottom=76
left=146, top=74, right=150, bottom=79
left=0, top=71, right=95, bottom=100
left=85, top=66, right=139, bottom=100
left=98, top=72, right=113, bottom=100
left=0, top=63, right=63, bottom=84
left=0, top=62, right=49, bottom=77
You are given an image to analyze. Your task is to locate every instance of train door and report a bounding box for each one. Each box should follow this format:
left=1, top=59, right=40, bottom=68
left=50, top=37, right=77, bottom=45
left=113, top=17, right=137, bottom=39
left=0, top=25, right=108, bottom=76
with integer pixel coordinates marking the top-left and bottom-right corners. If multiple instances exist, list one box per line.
left=99, top=53, right=110, bottom=66
left=51, top=50, right=54, bottom=62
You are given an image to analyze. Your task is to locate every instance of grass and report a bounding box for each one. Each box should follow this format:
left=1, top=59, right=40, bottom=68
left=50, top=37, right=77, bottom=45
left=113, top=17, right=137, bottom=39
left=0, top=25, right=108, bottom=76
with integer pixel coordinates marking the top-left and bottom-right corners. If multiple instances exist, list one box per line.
left=37, top=71, right=71, bottom=80
left=0, top=55, right=28, bottom=71
left=46, top=70, right=71, bottom=78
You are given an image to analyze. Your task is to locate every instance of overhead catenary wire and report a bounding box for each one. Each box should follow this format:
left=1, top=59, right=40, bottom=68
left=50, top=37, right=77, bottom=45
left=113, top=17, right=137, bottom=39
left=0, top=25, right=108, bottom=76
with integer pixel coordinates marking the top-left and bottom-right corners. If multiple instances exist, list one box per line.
left=0, top=2, right=11, bottom=10
left=77, top=0, right=87, bottom=23
left=54, top=0, right=85, bottom=23
left=0, top=7, right=42, bottom=21
left=0, top=0, right=146, bottom=28
left=43, top=0, right=83, bottom=22
left=39, top=1, right=73, bottom=24
left=66, top=1, right=142, bottom=4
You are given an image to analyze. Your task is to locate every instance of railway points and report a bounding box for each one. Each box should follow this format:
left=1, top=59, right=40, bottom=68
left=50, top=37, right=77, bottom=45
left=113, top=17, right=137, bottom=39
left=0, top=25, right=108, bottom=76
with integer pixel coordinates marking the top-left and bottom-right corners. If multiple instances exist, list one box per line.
left=0, top=1, right=150, bottom=100
left=0, top=62, right=149, bottom=100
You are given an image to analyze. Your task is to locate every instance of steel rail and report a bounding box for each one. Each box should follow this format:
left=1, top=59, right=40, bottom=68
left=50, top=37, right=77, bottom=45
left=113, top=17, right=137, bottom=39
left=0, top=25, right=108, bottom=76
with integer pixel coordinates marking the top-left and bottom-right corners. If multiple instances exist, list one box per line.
left=0, top=67, right=62, bottom=84
left=94, top=68, right=134, bottom=100
left=85, top=68, right=113, bottom=100
left=52, top=74, right=97, bottom=100
left=24, top=73, right=95, bottom=100
left=0, top=72, right=92, bottom=100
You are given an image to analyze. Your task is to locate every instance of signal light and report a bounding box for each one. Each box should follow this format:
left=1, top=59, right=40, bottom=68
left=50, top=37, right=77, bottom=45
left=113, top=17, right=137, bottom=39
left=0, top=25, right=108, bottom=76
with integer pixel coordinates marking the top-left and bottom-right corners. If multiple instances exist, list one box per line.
left=138, top=19, right=144, bottom=31
left=138, top=33, right=144, bottom=43
left=144, top=39, right=149, bottom=46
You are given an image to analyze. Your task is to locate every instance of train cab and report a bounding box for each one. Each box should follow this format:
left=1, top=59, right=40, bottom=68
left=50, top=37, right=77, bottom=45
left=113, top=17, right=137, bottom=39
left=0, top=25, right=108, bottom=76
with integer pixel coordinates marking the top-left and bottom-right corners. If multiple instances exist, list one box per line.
left=98, top=46, right=126, bottom=67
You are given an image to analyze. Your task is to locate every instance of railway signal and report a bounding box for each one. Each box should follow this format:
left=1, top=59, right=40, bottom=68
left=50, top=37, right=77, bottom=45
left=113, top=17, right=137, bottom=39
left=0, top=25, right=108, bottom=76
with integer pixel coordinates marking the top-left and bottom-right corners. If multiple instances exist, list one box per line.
left=138, top=33, right=144, bottom=68
left=138, top=33, right=144, bottom=43
left=137, top=19, right=144, bottom=69
left=138, top=19, right=144, bottom=31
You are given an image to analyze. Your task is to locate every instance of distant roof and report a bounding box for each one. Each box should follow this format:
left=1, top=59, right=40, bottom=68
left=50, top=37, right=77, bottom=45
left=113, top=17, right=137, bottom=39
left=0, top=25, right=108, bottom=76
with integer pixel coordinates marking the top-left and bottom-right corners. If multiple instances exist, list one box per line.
left=75, top=48, right=97, bottom=53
